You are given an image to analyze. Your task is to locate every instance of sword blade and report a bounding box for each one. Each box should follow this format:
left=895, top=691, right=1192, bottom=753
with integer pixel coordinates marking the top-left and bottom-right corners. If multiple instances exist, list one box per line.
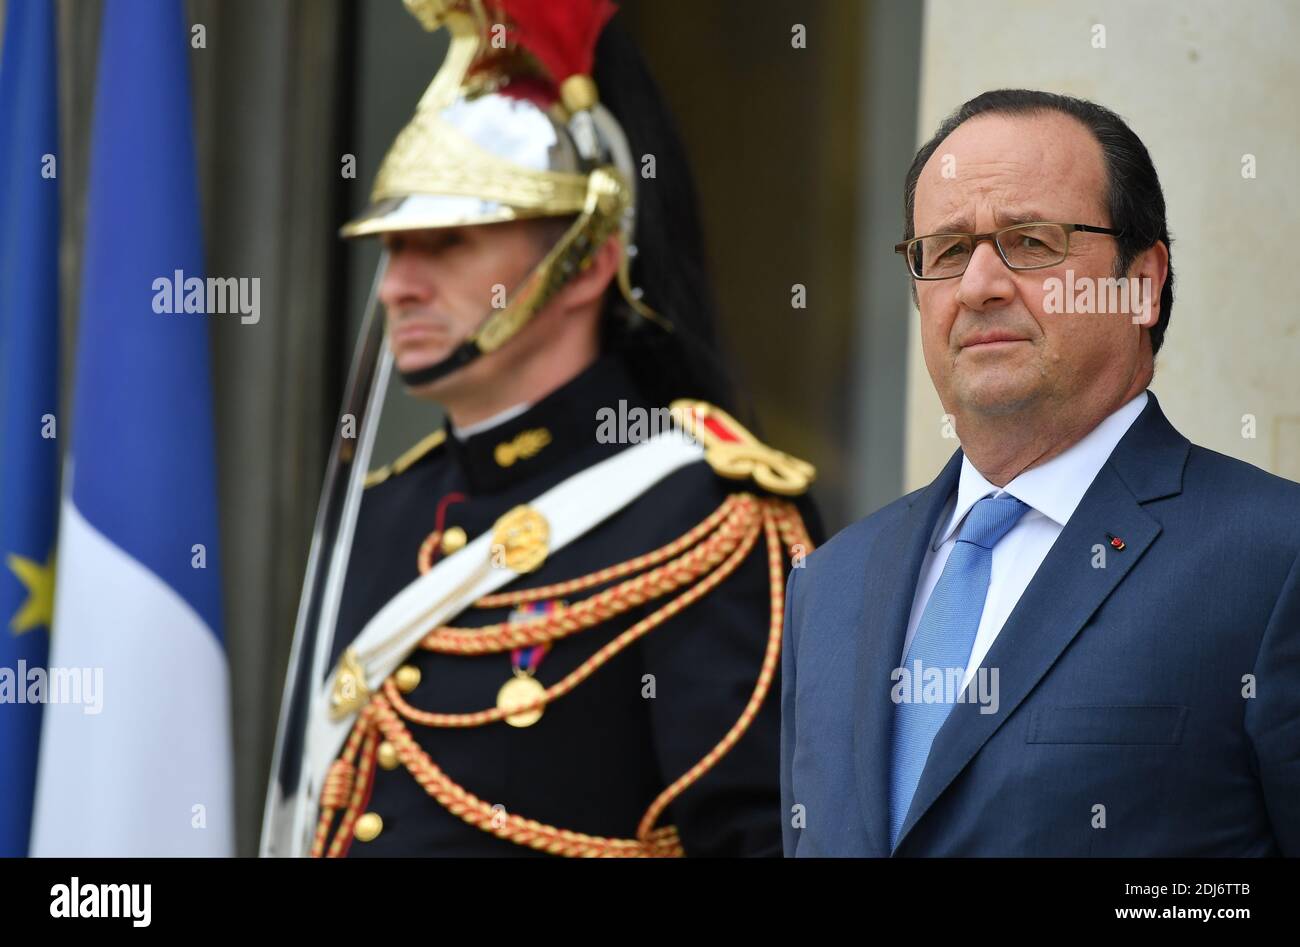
left=260, top=253, right=392, bottom=856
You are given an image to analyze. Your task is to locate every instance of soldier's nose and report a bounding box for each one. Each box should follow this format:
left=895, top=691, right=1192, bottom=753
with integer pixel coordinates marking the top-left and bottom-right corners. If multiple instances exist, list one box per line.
left=379, top=251, right=433, bottom=309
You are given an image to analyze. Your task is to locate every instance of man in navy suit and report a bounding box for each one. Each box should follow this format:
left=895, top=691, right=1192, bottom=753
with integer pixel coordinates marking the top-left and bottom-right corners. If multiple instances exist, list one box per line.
left=781, top=90, right=1300, bottom=856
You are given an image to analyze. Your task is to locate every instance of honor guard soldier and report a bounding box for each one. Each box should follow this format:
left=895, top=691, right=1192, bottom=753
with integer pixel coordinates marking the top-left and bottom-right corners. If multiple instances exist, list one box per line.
left=261, top=0, right=821, bottom=858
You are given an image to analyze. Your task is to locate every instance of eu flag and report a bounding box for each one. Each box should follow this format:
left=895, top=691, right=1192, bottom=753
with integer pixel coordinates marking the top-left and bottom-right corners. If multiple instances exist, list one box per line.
left=0, top=0, right=60, bottom=858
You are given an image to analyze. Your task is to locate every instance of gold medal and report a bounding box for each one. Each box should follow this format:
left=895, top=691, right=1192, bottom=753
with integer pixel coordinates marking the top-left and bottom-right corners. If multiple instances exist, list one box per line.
left=496, top=604, right=558, bottom=727
left=497, top=673, right=547, bottom=727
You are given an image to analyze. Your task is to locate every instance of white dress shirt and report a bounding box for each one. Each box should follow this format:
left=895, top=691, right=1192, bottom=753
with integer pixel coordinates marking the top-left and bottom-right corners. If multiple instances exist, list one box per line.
left=899, top=391, right=1149, bottom=691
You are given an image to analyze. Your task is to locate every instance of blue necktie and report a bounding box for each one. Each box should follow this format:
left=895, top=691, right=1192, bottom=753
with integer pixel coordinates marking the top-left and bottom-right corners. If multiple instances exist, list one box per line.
left=888, top=494, right=1028, bottom=849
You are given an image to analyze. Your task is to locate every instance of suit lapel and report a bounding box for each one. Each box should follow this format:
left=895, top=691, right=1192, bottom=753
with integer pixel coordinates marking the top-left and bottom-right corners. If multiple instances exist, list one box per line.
left=853, top=448, right=962, bottom=856
left=891, top=391, right=1190, bottom=853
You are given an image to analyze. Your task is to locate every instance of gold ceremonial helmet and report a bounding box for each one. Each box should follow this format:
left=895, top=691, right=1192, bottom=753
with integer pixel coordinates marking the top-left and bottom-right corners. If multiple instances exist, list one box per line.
left=342, top=0, right=665, bottom=384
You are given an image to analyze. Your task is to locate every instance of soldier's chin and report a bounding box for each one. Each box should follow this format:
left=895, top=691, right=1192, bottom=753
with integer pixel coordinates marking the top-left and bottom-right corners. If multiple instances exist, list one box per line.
left=394, top=339, right=451, bottom=374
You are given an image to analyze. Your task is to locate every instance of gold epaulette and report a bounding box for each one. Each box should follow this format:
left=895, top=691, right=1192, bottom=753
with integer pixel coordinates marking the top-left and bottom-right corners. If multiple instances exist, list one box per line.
left=668, top=399, right=816, bottom=497
left=363, top=429, right=447, bottom=489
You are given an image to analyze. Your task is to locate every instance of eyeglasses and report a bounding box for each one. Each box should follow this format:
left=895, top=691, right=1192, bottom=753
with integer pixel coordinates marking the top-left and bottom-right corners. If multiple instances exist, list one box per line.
left=894, top=222, right=1122, bottom=280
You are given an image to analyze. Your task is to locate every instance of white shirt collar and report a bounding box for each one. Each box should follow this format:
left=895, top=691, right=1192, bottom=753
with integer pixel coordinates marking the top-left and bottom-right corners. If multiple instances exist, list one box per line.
left=450, top=401, right=532, bottom=441
left=933, top=390, right=1149, bottom=550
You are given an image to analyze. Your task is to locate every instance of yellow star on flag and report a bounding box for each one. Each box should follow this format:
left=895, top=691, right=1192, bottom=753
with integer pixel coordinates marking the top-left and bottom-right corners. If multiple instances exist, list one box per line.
left=7, top=551, right=55, bottom=635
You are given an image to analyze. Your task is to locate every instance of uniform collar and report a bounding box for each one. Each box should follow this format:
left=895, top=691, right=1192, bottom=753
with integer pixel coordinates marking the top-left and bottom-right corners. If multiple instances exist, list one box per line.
left=443, top=354, right=650, bottom=495
left=933, top=390, right=1149, bottom=550
left=451, top=402, right=532, bottom=440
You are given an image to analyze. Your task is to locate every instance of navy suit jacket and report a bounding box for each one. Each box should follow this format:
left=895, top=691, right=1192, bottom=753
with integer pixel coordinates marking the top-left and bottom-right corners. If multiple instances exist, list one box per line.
left=781, top=391, right=1300, bottom=856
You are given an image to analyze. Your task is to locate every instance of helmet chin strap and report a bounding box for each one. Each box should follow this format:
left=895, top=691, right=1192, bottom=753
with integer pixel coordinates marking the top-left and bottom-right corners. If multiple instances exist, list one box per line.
left=395, top=331, right=490, bottom=389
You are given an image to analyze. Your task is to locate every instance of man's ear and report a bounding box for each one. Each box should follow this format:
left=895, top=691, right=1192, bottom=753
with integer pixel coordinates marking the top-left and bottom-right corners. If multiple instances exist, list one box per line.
left=1129, top=240, right=1169, bottom=329
left=552, top=232, right=621, bottom=313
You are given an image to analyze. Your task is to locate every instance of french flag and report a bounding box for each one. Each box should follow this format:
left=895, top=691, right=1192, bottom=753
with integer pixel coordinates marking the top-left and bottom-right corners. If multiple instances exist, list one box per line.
left=30, top=0, right=233, bottom=856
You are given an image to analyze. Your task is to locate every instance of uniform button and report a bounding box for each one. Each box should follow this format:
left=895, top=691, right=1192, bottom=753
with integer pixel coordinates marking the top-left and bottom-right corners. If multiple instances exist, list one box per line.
left=354, top=812, right=383, bottom=842
left=441, top=526, right=468, bottom=554
left=377, top=741, right=399, bottom=770
left=395, top=665, right=421, bottom=693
